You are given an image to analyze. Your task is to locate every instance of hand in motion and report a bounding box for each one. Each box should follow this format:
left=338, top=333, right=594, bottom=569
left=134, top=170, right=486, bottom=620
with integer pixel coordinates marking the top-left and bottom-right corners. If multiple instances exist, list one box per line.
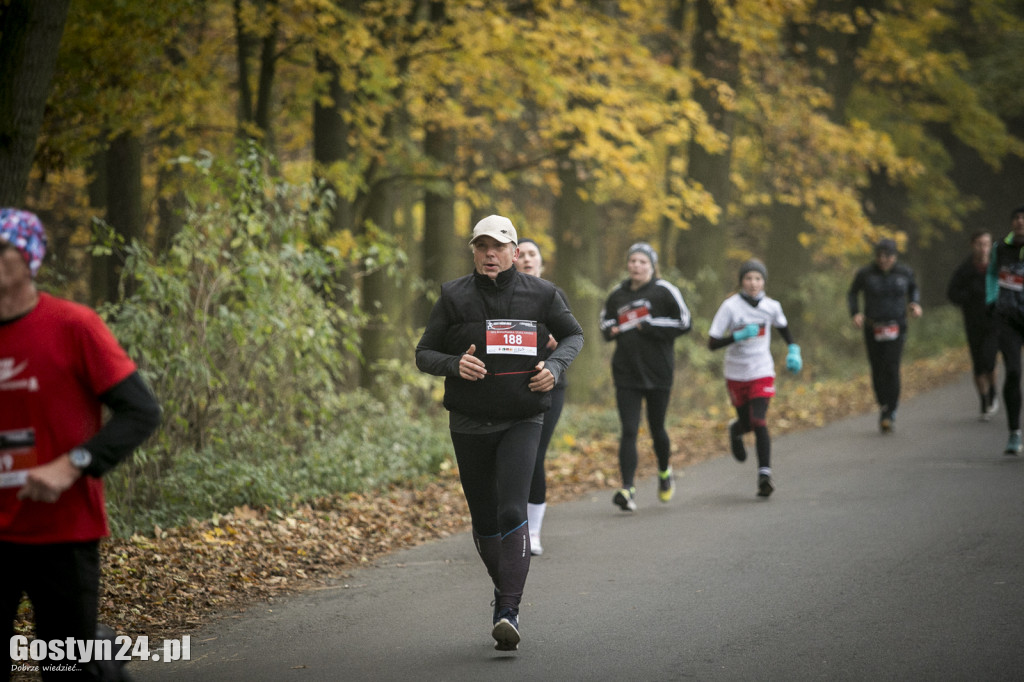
left=786, top=344, right=803, bottom=373
left=732, top=323, right=760, bottom=342
left=17, top=456, right=81, bottom=504
left=459, top=344, right=487, bottom=381
left=529, top=361, right=555, bottom=393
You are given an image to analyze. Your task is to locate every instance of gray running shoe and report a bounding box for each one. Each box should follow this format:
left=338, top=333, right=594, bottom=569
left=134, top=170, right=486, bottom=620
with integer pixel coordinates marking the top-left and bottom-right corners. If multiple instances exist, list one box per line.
left=1005, top=431, right=1022, bottom=455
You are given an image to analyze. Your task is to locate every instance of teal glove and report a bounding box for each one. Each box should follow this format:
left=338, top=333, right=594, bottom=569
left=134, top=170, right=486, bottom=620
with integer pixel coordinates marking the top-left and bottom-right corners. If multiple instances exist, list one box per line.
left=786, top=343, right=802, bottom=373
left=733, top=323, right=760, bottom=342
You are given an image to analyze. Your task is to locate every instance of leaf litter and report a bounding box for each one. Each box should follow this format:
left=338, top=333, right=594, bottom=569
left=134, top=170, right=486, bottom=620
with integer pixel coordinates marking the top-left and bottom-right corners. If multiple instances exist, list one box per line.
left=11, top=351, right=967, bottom=657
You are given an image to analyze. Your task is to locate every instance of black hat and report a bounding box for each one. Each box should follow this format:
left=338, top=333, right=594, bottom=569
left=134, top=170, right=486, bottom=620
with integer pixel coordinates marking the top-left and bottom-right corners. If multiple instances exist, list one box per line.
left=875, top=238, right=898, bottom=255
left=738, top=258, right=767, bottom=283
left=1012, top=206, right=1024, bottom=218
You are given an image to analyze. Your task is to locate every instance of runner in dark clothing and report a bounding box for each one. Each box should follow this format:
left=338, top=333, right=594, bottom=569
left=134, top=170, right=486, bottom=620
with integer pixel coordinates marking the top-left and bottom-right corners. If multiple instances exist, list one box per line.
left=416, top=215, right=583, bottom=652
left=947, top=229, right=998, bottom=420
left=515, top=238, right=570, bottom=557
left=600, top=242, right=691, bottom=511
left=847, top=239, right=923, bottom=434
left=986, top=205, right=1024, bottom=454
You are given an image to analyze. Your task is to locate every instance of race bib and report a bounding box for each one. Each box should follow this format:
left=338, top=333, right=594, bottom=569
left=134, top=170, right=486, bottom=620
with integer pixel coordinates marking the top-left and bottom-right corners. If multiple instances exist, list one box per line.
left=486, top=319, right=538, bottom=356
left=998, top=270, right=1024, bottom=292
left=872, top=322, right=900, bottom=342
left=616, top=300, right=652, bottom=332
left=0, top=428, right=37, bottom=489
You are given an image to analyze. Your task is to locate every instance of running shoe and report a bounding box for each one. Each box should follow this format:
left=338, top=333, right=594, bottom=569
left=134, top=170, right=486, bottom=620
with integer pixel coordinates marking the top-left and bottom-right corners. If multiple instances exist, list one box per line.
left=529, top=532, right=543, bottom=556
left=657, top=468, right=674, bottom=503
left=728, top=419, right=747, bottom=462
left=612, top=487, right=637, bottom=512
left=879, top=413, right=894, bottom=434
left=1005, top=431, right=1022, bottom=455
left=492, top=608, right=520, bottom=651
left=757, top=474, right=775, bottom=498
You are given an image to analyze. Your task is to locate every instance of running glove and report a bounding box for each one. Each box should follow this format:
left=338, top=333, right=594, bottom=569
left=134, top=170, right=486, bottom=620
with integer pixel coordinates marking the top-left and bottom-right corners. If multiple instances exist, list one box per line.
left=786, top=343, right=802, bottom=373
left=732, top=323, right=760, bottom=342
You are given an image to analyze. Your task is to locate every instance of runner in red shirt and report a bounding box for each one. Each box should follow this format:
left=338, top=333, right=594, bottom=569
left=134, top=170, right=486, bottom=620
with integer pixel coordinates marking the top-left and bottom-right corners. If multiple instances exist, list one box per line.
left=0, top=209, right=161, bottom=681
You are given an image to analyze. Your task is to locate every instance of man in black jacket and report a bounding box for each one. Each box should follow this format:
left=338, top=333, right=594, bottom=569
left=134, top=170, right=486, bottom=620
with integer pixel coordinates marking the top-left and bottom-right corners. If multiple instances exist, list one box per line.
left=415, top=215, right=583, bottom=652
left=847, top=238, right=923, bottom=433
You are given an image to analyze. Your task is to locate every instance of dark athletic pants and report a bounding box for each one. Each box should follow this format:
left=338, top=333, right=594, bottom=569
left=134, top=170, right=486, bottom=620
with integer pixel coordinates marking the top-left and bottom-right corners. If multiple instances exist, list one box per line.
left=452, top=421, right=541, bottom=613
left=615, top=387, right=672, bottom=489
left=862, top=328, right=906, bottom=418
left=997, top=318, right=1024, bottom=431
left=529, top=385, right=565, bottom=505
left=734, top=397, right=771, bottom=470
left=966, top=320, right=998, bottom=377
left=1, top=541, right=101, bottom=682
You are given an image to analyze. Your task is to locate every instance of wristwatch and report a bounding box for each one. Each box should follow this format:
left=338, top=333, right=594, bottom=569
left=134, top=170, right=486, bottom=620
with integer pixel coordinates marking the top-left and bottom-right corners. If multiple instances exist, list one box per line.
left=69, top=447, right=93, bottom=470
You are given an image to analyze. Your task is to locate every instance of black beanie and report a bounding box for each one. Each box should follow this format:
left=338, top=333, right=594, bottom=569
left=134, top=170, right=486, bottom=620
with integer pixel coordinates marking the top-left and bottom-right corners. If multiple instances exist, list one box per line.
left=874, top=238, right=898, bottom=255
left=738, top=258, right=767, bottom=284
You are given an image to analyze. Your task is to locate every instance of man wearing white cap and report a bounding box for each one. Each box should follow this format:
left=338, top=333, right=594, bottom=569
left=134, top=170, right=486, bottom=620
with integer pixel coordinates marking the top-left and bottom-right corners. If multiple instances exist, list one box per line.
left=416, top=215, right=583, bottom=652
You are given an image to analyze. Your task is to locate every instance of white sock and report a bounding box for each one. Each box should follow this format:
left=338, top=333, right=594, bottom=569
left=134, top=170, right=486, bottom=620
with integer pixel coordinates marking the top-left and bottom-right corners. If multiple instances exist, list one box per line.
left=527, top=502, right=546, bottom=539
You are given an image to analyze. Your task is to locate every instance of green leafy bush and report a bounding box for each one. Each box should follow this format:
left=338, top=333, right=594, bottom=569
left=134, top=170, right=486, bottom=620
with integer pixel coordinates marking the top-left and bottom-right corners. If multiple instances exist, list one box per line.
left=99, top=148, right=450, bottom=536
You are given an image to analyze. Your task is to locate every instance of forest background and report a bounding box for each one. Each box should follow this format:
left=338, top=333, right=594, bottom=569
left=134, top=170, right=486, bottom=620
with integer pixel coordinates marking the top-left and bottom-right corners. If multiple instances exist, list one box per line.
left=2, top=0, right=1023, bottom=538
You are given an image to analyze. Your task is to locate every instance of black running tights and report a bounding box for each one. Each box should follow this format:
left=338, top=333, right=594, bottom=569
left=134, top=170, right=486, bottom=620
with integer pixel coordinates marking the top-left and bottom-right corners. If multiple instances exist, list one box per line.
left=615, top=387, right=672, bottom=488
left=998, top=319, right=1024, bottom=431
left=451, top=421, right=542, bottom=537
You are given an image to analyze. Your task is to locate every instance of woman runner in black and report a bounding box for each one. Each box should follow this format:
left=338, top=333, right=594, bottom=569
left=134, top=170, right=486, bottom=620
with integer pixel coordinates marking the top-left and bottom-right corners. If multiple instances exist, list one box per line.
left=515, top=238, right=571, bottom=556
left=416, top=215, right=583, bottom=651
left=599, top=242, right=691, bottom=511
left=947, top=229, right=999, bottom=420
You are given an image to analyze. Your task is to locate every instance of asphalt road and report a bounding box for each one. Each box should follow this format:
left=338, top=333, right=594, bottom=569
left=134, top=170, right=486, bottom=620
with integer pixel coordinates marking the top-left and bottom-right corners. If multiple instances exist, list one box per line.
left=133, top=374, right=1024, bottom=681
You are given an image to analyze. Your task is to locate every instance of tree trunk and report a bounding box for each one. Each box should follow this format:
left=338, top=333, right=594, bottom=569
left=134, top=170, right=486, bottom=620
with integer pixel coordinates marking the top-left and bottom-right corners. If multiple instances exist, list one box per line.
left=233, top=0, right=255, bottom=130
left=767, top=1, right=879, bottom=317
left=155, top=156, right=186, bottom=255
left=553, top=156, right=604, bottom=404
left=420, top=125, right=460, bottom=326
left=254, top=0, right=279, bottom=151
left=359, top=179, right=395, bottom=393
left=764, top=200, right=813, bottom=320
left=0, top=0, right=70, bottom=205
left=102, top=132, right=144, bottom=302
left=676, top=0, right=737, bottom=309
left=155, top=43, right=188, bottom=255
left=419, top=0, right=461, bottom=326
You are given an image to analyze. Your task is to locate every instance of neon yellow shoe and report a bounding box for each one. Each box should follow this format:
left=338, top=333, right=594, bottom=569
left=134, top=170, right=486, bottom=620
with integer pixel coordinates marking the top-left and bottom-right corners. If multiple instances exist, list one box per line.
left=658, top=468, right=674, bottom=503
left=613, top=487, right=637, bottom=511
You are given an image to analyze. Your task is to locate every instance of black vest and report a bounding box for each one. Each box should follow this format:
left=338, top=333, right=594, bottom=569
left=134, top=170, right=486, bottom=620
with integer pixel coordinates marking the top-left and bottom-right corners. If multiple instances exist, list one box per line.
left=440, top=269, right=556, bottom=421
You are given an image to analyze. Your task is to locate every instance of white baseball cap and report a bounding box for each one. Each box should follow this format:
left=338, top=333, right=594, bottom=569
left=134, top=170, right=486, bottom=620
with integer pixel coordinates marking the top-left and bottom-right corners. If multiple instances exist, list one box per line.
left=469, top=215, right=518, bottom=245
